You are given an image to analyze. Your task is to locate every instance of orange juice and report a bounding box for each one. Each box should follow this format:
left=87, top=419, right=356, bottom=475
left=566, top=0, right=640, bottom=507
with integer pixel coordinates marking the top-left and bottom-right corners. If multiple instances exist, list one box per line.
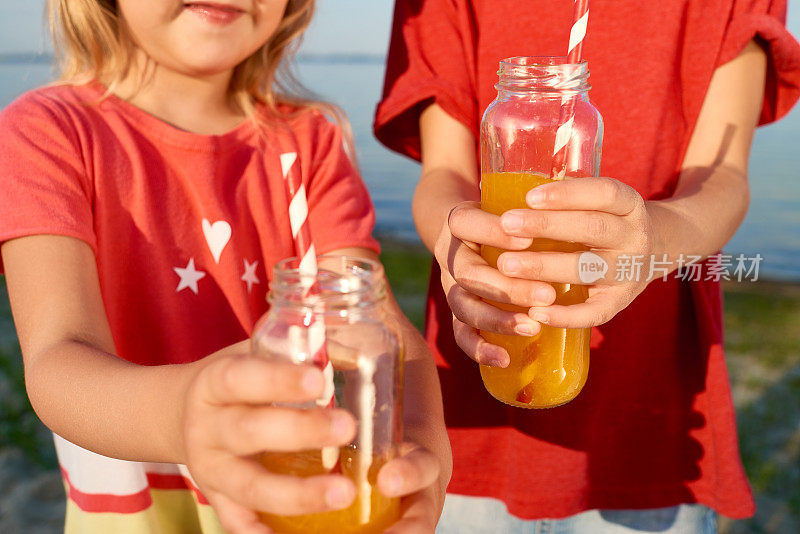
left=480, top=171, right=590, bottom=408
left=258, top=448, right=400, bottom=533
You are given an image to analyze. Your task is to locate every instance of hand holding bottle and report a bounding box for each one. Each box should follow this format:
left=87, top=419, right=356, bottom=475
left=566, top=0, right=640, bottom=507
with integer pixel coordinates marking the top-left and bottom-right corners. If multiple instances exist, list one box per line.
left=433, top=200, right=555, bottom=367
left=180, top=352, right=358, bottom=534
left=497, top=176, right=656, bottom=329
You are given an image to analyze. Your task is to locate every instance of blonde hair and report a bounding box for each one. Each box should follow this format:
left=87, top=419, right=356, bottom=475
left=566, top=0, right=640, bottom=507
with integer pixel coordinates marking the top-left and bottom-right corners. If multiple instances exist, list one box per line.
left=48, top=0, right=355, bottom=155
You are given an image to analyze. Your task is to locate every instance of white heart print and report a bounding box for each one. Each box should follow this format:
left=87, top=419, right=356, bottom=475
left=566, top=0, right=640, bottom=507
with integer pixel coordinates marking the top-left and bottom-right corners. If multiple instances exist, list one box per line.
left=202, top=219, right=232, bottom=264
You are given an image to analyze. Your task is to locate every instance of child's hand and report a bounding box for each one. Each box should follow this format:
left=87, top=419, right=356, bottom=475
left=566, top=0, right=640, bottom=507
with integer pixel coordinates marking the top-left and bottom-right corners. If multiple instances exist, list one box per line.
left=378, top=442, right=443, bottom=533
left=498, top=177, right=655, bottom=330
left=181, top=353, right=358, bottom=534
left=433, top=201, right=554, bottom=367
left=435, top=178, right=655, bottom=367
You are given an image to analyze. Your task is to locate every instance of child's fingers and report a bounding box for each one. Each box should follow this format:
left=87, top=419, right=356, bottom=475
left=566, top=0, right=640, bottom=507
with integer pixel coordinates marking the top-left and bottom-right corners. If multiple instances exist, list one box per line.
left=452, top=316, right=510, bottom=368
left=525, top=176, right=643, bottom=216
left=498, top=250, right=616, bottom=285
left=528, top=288, right=624, bottom=328
left=448, top=202, right=533, bottom=250
left=447, top=283, right=541, bottom=337
left=382, top=489, right=438, bottom=534
left=500, top=209, right=624, bottom=248
left=214, top=406, right=356, bottom=456
left=212, top=456, right=356, bottom=516
left=204, top=356, right=324, bottom=406
left=498, top=251, right=579, bottom=284
left=377, top=445, right=440, bottom=498
left=206, top=491, right=273, bottom=534
left=440, top=242, right=556, bottom=307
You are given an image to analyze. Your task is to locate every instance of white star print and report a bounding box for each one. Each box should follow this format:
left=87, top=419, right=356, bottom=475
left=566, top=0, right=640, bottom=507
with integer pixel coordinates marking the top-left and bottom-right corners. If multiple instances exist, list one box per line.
left=241, top=259, right=260, bottom=294
left=174, top=258, right=206, bottom=295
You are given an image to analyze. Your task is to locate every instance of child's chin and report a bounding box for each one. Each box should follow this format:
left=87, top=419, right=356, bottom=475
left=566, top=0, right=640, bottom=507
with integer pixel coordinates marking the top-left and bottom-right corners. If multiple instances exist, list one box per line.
left=168, top=41, right=256, bottom=75
left=177, top=56, right=248, bottom=77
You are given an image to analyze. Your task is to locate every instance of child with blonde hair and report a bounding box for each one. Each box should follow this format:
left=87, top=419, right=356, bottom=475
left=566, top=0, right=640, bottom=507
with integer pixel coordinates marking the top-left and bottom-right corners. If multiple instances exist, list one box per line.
left=0, top=1, right=450, bottom=533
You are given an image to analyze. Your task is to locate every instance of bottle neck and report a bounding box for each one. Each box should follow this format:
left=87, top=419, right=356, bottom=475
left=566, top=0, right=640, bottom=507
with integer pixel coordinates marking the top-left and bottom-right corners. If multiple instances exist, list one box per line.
left=495, top=56, right=590, bottom=99
left=269, top=255, right=385, bottom=316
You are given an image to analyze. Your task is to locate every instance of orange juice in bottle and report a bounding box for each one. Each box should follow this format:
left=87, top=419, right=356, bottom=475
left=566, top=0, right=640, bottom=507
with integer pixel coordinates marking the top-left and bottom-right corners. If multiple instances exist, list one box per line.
left=480, top=172, right=590, bottom=407
left=251, top=256, right=403, bottom=531
left=479, top=57, right=603, bottom=408
left=258, top=448, right=399, bottom=534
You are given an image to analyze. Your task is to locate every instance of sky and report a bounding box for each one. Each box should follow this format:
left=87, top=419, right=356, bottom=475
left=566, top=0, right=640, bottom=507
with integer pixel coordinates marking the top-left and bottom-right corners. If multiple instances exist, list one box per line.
left=0, top=0, right=397, bottom=55
left=0, top=0, right=797, bottom=55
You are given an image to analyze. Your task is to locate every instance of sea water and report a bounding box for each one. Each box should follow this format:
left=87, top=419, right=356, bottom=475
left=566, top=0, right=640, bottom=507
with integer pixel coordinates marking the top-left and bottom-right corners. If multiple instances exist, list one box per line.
left=1, top=59, right=798, bottom=280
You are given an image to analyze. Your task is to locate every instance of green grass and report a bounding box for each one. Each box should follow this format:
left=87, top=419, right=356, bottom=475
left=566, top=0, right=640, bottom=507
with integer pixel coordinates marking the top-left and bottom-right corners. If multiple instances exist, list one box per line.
left=720, top=281, right=800, bottom=533
left=723, top=281, right=800, bottom=369
left=379, top=238, right=430, bottom=330
left=1, top=242, right=799, bottom=532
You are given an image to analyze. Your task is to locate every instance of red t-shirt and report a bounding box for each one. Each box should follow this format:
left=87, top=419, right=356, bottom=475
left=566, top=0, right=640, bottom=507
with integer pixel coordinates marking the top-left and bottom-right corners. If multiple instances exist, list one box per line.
left=0, top=83, right=379, bottom=530
left=375, top=0, right=800, bottom=521
left=0, top=83, right=379, bottom=366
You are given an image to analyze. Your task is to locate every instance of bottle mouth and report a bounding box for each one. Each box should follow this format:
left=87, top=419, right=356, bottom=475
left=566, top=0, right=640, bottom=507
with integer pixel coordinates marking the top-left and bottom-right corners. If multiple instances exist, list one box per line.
left=497, top=56, right=590, bottom=94
left=270, top=255, right=385, bottom=309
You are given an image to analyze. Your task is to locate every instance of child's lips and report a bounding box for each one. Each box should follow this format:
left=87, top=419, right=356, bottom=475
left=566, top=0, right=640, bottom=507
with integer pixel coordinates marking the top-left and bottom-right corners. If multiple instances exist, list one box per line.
left=183, top=2, right=246, bottom=25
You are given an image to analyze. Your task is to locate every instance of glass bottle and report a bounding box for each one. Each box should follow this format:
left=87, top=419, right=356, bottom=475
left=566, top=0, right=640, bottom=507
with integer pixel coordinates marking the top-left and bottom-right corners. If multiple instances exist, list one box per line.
left=251, top=256, right=403, bottom=533
left=480, top=56, right=603, bottom=408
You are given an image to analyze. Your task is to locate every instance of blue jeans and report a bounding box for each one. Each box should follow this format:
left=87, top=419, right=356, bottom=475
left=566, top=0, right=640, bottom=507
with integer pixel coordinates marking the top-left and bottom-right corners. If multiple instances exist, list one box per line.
left=436, top=494, right=718, bottom=534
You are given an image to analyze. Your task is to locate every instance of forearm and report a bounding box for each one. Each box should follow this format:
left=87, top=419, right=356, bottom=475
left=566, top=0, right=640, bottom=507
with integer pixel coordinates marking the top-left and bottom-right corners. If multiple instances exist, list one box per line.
left=3, top=235, right=195, bottom=464
left=416, top=103, right=481, bottom=254
left=25, top=340, right=217, bottom=464
left=413, top=168, right=480, bottom=253
left=647, top=40, right=763, bottom=271
left=648, top=163, right=749, bottom=269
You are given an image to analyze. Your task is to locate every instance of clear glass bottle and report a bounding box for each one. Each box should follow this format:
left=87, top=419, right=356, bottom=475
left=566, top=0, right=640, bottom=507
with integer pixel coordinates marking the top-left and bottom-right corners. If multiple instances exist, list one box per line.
left=480, top=56, right=603, bottom=408
left=251, top=256, right=403, bottom=533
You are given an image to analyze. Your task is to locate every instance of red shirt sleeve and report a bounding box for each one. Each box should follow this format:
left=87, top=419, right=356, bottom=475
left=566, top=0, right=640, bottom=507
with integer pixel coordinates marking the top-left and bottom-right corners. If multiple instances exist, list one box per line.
left=717, top=0, right=800, bottom=124
left=303, top=113, right=381, bottom=255
left=374, top=0, right=478, bottom=161
left=0, top=91, right=96, bottom=273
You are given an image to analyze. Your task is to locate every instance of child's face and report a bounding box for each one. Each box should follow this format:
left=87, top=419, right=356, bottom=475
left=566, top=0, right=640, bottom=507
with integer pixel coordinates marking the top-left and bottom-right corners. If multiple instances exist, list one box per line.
left=118, top=1, right=290, bottom=77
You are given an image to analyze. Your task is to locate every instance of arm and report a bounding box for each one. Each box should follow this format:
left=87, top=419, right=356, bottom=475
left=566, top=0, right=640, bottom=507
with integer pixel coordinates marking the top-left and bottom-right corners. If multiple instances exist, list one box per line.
left=3, top=234, right=449, bottom=532
left=413, top=105, right=479, bottom=253
left=649, top=40, right=764, bottom=261
left=332, top=246, right=452, bottom=532
left=2, top=235, right=195, bottom=463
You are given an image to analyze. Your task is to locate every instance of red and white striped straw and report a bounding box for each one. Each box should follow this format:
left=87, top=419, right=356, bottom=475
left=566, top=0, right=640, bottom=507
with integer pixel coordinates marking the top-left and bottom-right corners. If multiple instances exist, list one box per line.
left=281, top=152, right=338, bottom=469
left=280, top=151, right=329, bottom=371
left=567, top=0, right=589, bottom=63
left=281, top=152, right=318, bottom=282
left=550, top=0, right=589, bottom=181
